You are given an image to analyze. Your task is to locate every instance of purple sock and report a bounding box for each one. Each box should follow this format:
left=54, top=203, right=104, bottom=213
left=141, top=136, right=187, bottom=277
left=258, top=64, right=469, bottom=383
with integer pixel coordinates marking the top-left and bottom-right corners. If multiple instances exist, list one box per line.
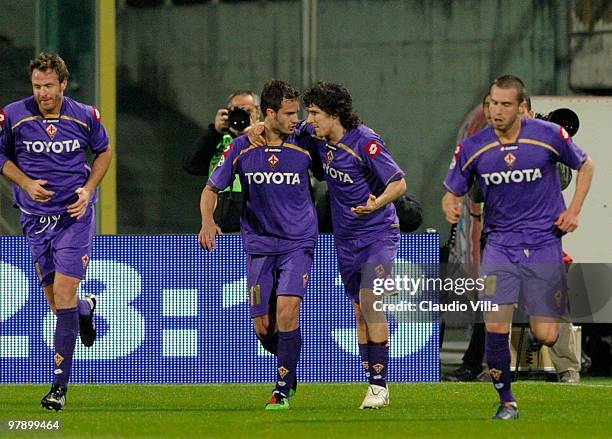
left=485, top=332, right=515, bottom=403
left=275, top=328, right=301, bottom=396
left=358, top=343, right=370, bottom=379
left=77, top=299, right=92, bottom=317
left=367, top=341, right=389, bottom=387
left=53, top=307, right=79, bottom=388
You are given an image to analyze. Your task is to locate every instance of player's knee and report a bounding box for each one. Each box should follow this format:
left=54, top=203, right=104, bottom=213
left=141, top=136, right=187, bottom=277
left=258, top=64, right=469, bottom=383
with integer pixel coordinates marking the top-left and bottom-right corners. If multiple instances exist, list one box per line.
left=485, top=322, right=510, bottom=334
left=539, top=333, right=559, bottom=347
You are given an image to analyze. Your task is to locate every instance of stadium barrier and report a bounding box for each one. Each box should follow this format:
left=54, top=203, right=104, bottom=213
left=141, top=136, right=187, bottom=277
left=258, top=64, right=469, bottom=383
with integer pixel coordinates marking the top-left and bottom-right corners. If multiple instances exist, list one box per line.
left=0, top=234, right=439, bottom=383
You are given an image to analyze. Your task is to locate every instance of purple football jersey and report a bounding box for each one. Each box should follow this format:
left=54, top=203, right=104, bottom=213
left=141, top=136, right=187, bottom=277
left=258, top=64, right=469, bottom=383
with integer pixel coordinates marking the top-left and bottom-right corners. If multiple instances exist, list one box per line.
left=0, top=96, right=109, bottom=216
left=309, top=124, right=404, bottom=240
left=207, top=133, right=318, bottom=255
left=444, top=118, right=587, bottom=247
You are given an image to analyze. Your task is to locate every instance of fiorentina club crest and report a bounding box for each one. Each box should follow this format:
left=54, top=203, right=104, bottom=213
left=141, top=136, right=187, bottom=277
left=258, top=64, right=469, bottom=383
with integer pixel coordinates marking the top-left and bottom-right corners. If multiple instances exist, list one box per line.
left=278, top=366, right=289, bottom=379
left=326, top=150, right=334, bottom=162
left=54, top=353, right=64, bottom=366
left=372, top=363, right=385, bottom=374
left=268, top=154, right=279, bottom=167
left=504, top=152, right=516, bottom=168
left=46, top=123, right=58, bottom=140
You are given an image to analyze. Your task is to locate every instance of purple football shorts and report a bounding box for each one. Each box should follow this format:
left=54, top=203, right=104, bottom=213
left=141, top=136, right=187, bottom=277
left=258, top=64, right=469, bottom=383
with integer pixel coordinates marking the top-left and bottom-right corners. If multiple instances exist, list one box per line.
left=335, top=233, right=400, bottom=303
left=21, top=205, right=95, bottom=287
left=479, top=240, right=567, bottom=319
left=247, top=247, right=314, bottom=318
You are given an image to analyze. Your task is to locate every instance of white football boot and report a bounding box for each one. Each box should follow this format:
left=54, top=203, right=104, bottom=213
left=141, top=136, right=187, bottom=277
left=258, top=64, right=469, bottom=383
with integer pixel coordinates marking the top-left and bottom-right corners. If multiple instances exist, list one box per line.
left=359, top=384, right=389, bottom=409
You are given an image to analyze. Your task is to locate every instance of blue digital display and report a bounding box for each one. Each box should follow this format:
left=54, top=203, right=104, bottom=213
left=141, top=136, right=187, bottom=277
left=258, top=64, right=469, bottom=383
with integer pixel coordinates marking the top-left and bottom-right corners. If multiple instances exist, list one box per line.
left=0, top=234, right=439, bottom=383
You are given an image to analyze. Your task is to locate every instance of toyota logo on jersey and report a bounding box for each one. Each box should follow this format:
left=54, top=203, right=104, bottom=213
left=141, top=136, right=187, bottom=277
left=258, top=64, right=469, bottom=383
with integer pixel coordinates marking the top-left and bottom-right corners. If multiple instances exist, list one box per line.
left=93, top=107, right=101, bottom=121
left=0, top=111, right=5, bottom=133
left=366, top=141, right=381, bottom=157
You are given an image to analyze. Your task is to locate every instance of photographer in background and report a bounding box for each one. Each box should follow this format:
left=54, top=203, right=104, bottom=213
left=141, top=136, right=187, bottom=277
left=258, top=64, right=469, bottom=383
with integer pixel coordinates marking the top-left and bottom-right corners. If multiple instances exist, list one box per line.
left=183, top=90, right=261, bottom=232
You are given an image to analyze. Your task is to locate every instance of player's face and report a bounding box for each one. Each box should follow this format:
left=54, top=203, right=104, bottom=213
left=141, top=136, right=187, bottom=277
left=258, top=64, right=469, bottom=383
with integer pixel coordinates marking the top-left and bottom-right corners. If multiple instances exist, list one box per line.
left=32, top=68, right=67, bottom=116
left=306, top=105, right=337, bottom=139
left=271, top=99, right=299, bottom=135
left=229, top=94, right=260, bottom=126
left=489, top=85, right=525, bottom=133
left=483, top=95, right=492, bottom=125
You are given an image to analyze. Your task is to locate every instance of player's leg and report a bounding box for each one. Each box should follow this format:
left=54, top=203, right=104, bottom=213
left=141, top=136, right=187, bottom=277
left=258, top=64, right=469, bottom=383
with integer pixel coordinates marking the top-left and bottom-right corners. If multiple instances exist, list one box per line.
left=484, top=305, right=514, bottom=402
left=253, top=313, right=277, bottom=351
left=529, top=318, right=560, bottom=346
left=43, top=284, right=56, bottom=314
left=481, top=244, right=520, bottom=420
left=265, top=248, right=312, bottom=410
left=352, top=301, right=370, bottom=380
left=357, top=237, right=397, bottom=409
left=248, top=254, right=278, bottom=354
left=268, top=295, right=301, bottom=407
left=337, top=240, right=372, bottom=383
left=41, top=208, right=96, bottom=410
left=523, top=240, right=566, bottom=348
left=358, top=289, right=389, bottom=384
left=41, top=272, right=80, bottom=411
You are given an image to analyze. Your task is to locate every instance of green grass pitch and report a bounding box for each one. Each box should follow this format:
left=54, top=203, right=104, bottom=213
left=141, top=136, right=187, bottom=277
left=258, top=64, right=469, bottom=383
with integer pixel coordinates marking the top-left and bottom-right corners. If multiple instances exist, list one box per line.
left=2, top=380, right=611, bottom=438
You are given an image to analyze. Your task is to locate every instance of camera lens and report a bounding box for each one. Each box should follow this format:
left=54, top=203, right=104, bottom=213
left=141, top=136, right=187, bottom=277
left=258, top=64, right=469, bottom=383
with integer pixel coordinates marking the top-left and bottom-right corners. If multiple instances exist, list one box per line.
left=228, top=108, right=251, bottom=132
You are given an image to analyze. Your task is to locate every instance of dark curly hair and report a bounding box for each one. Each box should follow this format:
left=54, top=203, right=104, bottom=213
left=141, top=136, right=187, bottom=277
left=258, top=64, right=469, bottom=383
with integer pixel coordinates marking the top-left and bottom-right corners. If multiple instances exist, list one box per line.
left=302, top=81, right=361, bottom=130
left=260, top=79, right=299, bottom=113
left=29, top=52, right=70, bottom=83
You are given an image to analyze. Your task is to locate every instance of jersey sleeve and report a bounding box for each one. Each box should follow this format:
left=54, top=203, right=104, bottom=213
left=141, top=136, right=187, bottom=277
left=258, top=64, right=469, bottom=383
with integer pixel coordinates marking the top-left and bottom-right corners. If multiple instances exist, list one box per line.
left=358, top=135, right=405, bottom=185
left=443, top=143, right=473, bottom=196
left=0, top=109, right=15, bottom=174
left=88, top=106, right=110, bottom=154
left=207, top=137, right=241, bottom=190
left=553, top=126, right=587, bottom=170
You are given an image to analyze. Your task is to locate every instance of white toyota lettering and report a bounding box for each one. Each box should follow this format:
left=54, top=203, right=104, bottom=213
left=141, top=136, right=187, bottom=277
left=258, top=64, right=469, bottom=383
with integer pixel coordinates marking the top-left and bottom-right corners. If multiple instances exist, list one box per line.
left=23, top=139, right=81, bottom=154
left=244, top=172, right=301, bottom=185
left=322, top=163, right=354, bottom=184
left=481, top=168, right=542, bottom=186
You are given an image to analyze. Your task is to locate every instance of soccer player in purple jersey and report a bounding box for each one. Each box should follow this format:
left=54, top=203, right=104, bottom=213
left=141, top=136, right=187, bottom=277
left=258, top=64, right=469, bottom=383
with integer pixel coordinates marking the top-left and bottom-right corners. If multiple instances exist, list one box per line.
left=442, top=75, right=594, bottom=420
left=0, top=53, right=112, bottom=411
left=199, top=80, right=318, bottom=410
left=302, top=82, right=407, bottom=409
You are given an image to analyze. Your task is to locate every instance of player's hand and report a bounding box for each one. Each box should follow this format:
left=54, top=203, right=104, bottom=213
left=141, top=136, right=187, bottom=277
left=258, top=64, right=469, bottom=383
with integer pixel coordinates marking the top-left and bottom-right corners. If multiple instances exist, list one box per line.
left=247, top=122, right=266, bottom=146
left=442, top=194, right=462, bottom=224
left=555, top=208, right=579, bottom=233
left=24, top=179, right=54, bottom=203
left=214, top=108, right=229, bottom=134
left=351, top=194, right=379, bottom=217
left=198, top=221, right=223, bottom=251
left=67, top=187, right=91, bottom=219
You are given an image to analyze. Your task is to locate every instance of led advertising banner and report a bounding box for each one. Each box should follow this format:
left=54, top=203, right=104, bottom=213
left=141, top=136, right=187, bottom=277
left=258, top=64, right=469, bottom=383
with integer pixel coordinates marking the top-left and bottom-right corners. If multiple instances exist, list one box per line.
left=0, top=234, right=439, bottom=383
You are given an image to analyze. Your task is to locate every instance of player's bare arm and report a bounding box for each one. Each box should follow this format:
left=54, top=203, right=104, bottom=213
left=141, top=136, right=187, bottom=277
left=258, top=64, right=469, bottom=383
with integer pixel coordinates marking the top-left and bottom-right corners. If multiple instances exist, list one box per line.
left=351, top=178, right=407, bottom=217
left=199, top=184, right=223, bottom=251
left=442, top=191, right=463, bottom=224
left=68, top=146, right=113, bottom=220
left=1, top=160, right=55, bottom=202
left=555, top=156, right=595, bottom=233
